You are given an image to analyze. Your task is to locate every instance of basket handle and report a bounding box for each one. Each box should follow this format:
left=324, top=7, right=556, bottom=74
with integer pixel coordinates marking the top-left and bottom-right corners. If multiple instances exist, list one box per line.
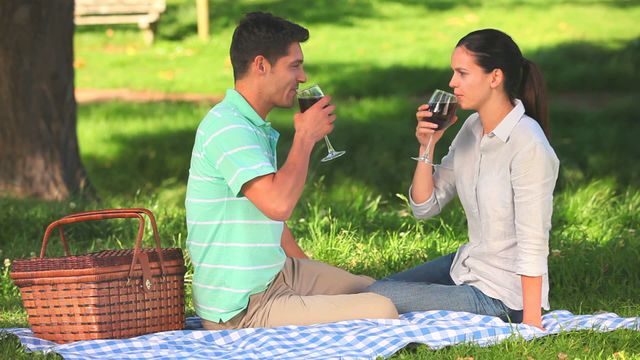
left=39, top=208, right=168, bottom=277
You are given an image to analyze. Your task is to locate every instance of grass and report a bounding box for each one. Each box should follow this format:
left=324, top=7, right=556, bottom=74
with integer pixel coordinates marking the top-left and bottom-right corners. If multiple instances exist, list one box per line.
left=2, top=0, right=640, bottom=358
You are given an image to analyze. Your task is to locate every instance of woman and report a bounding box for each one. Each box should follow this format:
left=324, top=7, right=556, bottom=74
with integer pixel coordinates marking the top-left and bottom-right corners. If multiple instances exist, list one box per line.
left=367, top=29, right=559, bottom=329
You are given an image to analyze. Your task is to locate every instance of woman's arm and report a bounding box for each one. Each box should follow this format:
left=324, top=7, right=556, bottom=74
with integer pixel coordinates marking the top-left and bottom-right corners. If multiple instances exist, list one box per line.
left=410, top=147, right=436, bottom=204
left=511, top=137, right=560, bottom=329
left=410, top=106, right=461, bottom=218
left=411, top=104, right=457, bottom=203
left=521, top=275, right=543, bottom=329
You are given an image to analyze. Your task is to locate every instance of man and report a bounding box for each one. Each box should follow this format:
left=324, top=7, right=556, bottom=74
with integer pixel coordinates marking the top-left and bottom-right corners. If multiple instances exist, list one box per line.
left=185, top=12, right=398, bottom=330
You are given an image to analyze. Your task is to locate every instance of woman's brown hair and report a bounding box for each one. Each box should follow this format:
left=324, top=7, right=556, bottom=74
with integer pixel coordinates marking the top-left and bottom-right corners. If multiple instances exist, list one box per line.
left=456, top=29, right=550, bottom=139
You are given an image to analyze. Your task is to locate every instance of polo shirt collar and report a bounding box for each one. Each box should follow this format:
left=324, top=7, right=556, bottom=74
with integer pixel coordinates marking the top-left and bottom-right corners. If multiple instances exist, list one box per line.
left=490, top=99, right=525, bottom=142
left=225, top=89, right=269, bottom=127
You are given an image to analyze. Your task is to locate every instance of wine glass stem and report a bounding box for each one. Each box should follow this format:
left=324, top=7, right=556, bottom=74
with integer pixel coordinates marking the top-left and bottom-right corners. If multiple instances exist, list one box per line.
left=324, top=136, right=336, bottom=153
left=423, top=134, right=434, bottom=162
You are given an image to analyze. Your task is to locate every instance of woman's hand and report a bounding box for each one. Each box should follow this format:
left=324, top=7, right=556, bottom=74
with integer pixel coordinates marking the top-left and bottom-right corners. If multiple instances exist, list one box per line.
left=415, top=104, right=457, bottom=148
left=522, top=314, right=545, bottom=331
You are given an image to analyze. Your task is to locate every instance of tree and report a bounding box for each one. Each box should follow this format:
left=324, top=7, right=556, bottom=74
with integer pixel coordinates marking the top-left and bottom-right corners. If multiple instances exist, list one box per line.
left=0, top=0, right=93, bottom=200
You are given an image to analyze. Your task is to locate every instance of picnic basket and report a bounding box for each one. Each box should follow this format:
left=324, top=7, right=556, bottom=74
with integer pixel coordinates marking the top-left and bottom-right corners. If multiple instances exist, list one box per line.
left=10, top=208, right=186, bottom=344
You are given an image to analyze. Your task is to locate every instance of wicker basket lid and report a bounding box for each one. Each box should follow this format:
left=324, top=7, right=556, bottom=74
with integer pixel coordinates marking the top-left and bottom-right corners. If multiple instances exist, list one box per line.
left=10, top=248, right=183, bottom=273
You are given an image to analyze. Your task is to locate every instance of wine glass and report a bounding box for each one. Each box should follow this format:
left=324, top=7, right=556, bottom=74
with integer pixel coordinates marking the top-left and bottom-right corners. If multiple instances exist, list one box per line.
left=411, top=89, right=457, bottom=164
left=297, top=84, right=346, bottom=162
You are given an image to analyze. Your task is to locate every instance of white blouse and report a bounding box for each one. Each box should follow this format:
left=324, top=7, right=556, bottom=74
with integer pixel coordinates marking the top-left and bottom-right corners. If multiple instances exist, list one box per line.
left=410, top=100, right=559, bottom=310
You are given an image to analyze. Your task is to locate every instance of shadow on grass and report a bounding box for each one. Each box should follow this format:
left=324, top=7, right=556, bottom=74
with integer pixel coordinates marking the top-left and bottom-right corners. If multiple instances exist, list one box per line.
left=534, top=39, right=640, bottom=93
left=82, top=127, right=193, bottom=198
left=74, top=91, right=639, bottom=202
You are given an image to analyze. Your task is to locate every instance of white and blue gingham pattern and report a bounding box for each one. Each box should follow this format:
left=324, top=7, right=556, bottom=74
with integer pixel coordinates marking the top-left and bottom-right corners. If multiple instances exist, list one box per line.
left=2, top=310, right=638, bottom=359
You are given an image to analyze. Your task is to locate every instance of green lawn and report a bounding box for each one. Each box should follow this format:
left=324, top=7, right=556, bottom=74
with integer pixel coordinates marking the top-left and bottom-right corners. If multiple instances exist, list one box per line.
left=2, top=0, right=640, bottom=358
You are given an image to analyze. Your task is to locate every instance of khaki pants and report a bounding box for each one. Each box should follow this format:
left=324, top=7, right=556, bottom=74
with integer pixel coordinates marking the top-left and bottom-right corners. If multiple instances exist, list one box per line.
left=202, top=257, right=398, bottom=330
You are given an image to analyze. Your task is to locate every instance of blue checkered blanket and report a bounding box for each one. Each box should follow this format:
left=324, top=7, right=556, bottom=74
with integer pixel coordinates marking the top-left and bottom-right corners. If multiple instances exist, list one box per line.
left=2, top=310, right=639, bottom=359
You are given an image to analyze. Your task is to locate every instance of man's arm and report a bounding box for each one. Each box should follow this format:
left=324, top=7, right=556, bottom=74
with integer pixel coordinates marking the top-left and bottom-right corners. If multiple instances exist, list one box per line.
left=280, top=224, right=308, bottom=259
left=242, top=133, right=313, bottom=221
left=242, top=96, right=335, bottom=221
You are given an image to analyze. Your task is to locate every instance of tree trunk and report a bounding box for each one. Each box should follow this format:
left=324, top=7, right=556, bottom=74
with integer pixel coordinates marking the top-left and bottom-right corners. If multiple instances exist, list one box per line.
left=0, top=0, right=93, bottom=200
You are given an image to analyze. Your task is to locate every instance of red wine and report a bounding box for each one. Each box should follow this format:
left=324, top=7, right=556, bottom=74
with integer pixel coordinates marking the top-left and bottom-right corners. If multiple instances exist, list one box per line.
left=298, top=96, right=322, bottom=112
left=423, top=102, right=457, bottom=130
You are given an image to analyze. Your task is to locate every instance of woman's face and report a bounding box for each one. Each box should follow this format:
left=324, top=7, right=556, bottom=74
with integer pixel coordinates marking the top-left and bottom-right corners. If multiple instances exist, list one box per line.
left=448, top=46, right=494, bottom=111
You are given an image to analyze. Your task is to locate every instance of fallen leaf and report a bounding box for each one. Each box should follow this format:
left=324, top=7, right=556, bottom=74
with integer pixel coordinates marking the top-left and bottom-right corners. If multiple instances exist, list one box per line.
left=73, top=58, right=86, bottom=69
left=613, top=351, right=627, bottom=359
left=158, top=70, right=175, bottom=80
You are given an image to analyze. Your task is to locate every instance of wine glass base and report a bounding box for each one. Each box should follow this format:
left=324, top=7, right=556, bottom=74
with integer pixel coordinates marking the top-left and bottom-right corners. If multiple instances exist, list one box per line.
left=321, top=150, right=346, bottom=162
left=411, top=156, right=434, bottom=165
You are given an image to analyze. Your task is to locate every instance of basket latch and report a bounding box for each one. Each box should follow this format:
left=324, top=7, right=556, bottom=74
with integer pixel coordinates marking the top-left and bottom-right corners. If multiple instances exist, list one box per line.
left=135, top=252, right=154, bottom=292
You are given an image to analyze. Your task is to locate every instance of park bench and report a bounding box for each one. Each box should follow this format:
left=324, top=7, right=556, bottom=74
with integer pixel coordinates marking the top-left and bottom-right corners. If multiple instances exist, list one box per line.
left=74, top=0, right=166, bottom=45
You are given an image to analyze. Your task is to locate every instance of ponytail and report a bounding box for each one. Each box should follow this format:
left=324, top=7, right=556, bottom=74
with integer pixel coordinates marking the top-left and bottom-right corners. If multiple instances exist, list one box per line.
left=520, top=59, right=550, bottom=139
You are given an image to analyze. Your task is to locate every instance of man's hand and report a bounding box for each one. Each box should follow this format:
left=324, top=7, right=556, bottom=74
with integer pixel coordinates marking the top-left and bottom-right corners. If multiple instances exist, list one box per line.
left=294, top=96, right=336, bottom=144
left=241, top=99, right=335, bottom=221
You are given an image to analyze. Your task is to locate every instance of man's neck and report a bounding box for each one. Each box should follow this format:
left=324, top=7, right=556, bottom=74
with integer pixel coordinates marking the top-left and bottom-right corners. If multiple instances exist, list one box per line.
left=235, top=80, right=271, bottom=120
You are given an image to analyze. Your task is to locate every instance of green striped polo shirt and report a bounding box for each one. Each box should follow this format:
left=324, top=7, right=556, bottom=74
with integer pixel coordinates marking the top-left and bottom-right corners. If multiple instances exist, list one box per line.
left=185, top=89, right=285, bottom=323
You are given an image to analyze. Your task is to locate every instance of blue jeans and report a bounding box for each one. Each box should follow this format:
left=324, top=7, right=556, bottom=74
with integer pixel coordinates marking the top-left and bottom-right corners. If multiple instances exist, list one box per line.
left=366, top=252, right=523, bottom=323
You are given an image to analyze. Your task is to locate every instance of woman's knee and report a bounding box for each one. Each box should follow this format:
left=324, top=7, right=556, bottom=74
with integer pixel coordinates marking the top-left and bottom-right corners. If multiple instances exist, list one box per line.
left=364, top=279, right=398, bottom=296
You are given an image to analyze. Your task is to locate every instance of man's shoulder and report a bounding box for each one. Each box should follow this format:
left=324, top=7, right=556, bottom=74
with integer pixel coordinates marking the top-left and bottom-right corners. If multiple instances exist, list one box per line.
left=199, top=102, right=252, bottom=135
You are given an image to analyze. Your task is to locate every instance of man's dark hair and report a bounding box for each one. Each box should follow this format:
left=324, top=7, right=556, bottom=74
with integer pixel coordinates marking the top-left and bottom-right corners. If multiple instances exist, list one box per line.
left=230, top=12, right=309, bottom=81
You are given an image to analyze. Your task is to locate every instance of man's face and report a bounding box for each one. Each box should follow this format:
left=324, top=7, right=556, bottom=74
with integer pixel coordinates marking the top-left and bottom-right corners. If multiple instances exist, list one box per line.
left=264, top=42, right=307, bottom=109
